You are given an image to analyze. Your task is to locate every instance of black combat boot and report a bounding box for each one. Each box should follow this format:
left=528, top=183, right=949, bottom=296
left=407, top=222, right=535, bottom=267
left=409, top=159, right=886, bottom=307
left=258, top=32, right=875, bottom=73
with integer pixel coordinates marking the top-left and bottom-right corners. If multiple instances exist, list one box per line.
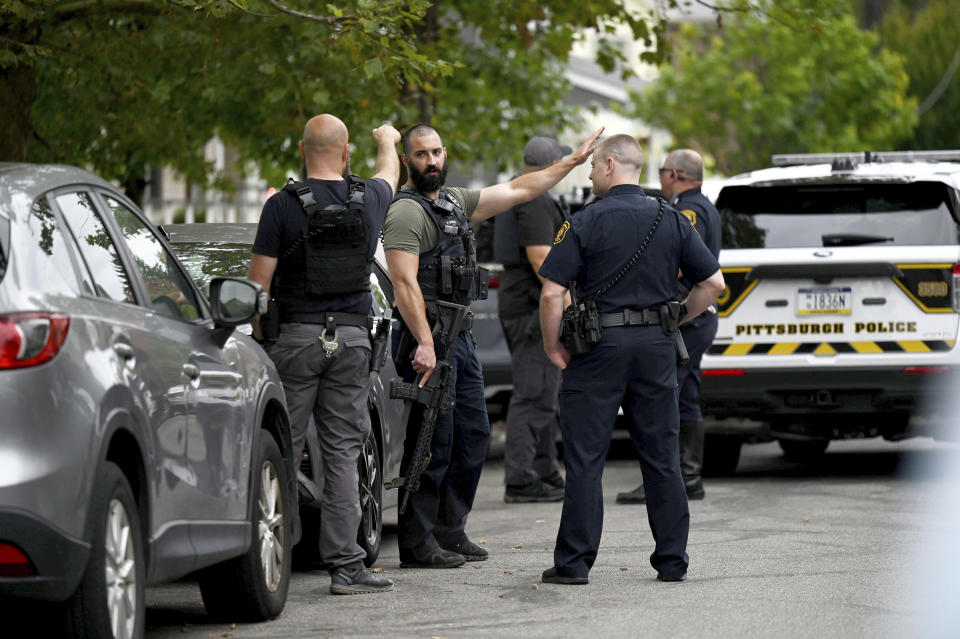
left=679, top=420, right=705, bottom=500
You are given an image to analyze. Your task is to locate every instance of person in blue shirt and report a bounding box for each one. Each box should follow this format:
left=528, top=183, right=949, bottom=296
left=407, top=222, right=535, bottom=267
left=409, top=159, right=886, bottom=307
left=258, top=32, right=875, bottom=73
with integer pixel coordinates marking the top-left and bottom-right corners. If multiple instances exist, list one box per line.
left=617, top=148, right=722, bottom=504
left=537, top=134, right=724, bottom=585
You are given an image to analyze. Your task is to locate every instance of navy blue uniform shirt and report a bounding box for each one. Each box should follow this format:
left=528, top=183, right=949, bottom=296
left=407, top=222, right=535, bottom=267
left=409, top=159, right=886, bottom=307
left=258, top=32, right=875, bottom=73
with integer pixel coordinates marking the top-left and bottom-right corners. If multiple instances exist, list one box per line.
left=674, top=186, right=721, bottom=291
left=539, top=184, right=719, bottom=313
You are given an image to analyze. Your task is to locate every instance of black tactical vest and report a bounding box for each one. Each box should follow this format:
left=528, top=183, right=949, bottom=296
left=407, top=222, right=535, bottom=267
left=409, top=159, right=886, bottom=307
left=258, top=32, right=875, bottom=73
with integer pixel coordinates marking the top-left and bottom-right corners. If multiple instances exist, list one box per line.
left=273, top=177, right=372, bottom=299
left=393, top=189, right=488, bottom=305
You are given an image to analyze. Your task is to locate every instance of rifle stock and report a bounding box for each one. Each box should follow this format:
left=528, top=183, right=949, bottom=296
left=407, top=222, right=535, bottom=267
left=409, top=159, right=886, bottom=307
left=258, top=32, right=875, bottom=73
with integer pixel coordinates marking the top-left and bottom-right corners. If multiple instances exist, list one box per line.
left=387, top=301, right=468, bottom=514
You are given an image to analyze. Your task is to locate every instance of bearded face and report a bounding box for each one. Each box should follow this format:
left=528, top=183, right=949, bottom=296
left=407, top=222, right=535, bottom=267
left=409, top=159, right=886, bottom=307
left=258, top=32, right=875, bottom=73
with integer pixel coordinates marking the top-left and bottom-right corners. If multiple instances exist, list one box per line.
left=408, top=158, right=448, bottom=193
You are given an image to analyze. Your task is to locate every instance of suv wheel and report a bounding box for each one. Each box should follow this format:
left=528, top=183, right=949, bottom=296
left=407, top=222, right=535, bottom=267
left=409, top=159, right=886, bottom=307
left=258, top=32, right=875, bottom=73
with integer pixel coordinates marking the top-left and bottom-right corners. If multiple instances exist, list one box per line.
left=357, top=427, right=383, bottom=566
left=199, top=431, right=291, bottom=620
left=64, top=461, right=145, bottom=639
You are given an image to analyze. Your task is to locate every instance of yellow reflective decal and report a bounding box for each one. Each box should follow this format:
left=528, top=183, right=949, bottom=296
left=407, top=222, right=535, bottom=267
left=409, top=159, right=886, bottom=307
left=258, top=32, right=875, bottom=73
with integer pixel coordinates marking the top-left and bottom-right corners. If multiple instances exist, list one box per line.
left=724, top=343, right=754, bottom=356
left=813, top=343, right=837, bottom=355
left=850, top=342, right=884, bottom=354
left=768, top=342, right=800, bottom=355
left=709, top=339, right=954, bottom=355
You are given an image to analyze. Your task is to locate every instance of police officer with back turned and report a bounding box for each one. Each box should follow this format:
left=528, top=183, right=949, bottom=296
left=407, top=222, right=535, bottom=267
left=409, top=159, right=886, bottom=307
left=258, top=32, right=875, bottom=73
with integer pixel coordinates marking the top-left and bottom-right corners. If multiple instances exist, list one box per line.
left=383, top=124, right=603, bottom=569
left=248, top=114, right=400, bottom=595
left=538, top=134, right=723, bottom=585
left=617, top=148, right=722, bottom=504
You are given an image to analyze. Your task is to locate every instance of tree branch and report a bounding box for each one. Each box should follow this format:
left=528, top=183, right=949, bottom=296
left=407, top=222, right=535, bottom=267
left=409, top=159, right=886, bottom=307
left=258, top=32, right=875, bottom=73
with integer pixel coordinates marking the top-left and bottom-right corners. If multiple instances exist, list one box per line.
left=686, top=0, right=799, bottom=31
left=261, top=0, right=350, bottom=24
left=917, top=42, right=960, bottom=116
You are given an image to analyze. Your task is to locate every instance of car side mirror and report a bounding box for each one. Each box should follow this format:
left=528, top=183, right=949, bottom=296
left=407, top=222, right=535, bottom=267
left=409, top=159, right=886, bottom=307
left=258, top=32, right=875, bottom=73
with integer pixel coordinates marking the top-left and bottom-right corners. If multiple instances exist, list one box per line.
left=209, top=277, right=265, bottom=347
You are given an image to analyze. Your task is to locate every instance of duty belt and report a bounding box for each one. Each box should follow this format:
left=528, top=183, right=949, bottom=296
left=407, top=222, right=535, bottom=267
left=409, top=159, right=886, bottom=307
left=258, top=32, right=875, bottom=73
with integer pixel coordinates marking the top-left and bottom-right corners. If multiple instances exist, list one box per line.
left=599, top=308, right=661, bottom=328
left=282, top=311, right=373, bottom=329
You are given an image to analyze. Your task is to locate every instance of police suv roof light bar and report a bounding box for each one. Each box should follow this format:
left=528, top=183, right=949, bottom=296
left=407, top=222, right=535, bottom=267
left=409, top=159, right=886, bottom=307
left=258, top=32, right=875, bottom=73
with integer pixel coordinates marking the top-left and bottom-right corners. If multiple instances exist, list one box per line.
left=772, top=150, right=960, bottom=167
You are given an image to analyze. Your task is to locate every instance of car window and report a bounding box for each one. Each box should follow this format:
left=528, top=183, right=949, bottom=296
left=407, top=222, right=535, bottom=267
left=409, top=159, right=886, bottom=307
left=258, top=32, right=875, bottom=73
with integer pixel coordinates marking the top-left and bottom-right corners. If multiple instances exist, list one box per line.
left=170, top=241, right=250, bottom=297
left=20, top=197, right=83, bottom=295
left=56, top=191, right=136, bottom=303
left=103, top=195, right=202, bottom=322
left=717, top=182, right=959, bottom=249
left=371, top=262, right=393, bottom=311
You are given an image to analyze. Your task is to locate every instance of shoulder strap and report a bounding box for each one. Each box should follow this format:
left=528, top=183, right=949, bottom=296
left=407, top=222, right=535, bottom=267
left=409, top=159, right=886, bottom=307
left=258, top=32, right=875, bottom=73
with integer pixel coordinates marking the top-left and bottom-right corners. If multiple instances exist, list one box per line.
left=283, top=180, right=321, bottom=215
left=592, top=197, right=666, bottom=300
left=394, top=188, right=461, bottom=217
left=345, top=175, right=366, bottom=210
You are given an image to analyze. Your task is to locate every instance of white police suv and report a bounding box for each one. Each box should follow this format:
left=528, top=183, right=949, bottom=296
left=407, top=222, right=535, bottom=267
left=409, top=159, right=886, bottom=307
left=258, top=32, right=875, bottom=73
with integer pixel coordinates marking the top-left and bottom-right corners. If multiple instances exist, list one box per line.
left=701, top=151, right=960, bottom=472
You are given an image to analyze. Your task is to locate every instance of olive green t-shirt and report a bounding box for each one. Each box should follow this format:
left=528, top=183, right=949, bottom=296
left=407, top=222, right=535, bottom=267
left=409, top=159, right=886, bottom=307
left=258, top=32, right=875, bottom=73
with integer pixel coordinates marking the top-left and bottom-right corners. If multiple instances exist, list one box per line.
left=382, top=186, right=482, bottom=254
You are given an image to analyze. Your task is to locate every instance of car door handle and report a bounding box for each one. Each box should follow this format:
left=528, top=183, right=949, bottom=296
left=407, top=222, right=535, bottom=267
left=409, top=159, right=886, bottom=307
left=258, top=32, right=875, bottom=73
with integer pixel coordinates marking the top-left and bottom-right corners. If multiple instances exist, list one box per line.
left=182, top=363, right=200, bottom=380
left=113, top=342, right=134, bottom=360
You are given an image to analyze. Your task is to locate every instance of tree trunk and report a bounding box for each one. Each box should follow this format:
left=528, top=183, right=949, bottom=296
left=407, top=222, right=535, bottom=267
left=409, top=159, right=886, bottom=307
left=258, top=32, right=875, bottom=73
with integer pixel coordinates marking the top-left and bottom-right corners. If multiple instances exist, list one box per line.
left=0, top=62, right=38, bottom=162
left=404, top=2, right=439, bottom=124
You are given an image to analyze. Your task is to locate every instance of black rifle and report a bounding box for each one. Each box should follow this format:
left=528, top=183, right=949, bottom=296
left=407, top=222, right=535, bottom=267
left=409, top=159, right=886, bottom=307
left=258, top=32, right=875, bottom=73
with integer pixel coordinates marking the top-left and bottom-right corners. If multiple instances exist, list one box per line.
left=386, top=300, right=468, bottom=514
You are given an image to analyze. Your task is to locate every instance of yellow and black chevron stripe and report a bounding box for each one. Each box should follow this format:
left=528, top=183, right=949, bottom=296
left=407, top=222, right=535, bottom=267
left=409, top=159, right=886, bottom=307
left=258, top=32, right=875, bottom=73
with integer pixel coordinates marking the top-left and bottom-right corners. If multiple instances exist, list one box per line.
left=893, top=264, right=953, bottom=313
left=709, top=339, right=956, bottom=356
left=716, top=263, right=955, bottom=316
left=716, top=267, right=755, bottom=318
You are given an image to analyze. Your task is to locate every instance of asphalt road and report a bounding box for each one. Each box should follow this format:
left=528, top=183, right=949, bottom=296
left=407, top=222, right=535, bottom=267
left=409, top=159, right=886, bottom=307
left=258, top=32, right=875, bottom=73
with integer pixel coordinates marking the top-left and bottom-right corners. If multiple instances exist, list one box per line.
left=143, top=437, right=959, bottom=639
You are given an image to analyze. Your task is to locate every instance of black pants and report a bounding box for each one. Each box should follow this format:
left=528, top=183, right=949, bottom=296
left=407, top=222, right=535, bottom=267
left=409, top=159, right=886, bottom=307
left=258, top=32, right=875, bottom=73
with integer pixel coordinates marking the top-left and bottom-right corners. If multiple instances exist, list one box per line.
left=554, top=325, right=689, bottom=578
left=500, top=313, right=561, bottom=486
left=393, top=328, right=491, bottom=554
left=677, top=312, right=718, bottom=422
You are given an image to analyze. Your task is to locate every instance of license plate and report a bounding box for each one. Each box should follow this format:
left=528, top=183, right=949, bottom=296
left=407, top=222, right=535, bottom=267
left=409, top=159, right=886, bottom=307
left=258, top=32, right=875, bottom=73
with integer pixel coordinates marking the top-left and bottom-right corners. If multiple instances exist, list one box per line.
left=797, top=287, right=852, bottom=315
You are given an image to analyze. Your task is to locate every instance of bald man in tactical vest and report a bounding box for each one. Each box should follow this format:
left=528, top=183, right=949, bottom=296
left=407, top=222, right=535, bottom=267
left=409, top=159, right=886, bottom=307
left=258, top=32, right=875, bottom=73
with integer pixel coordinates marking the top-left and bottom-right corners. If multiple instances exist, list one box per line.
left=249, top=114, right=401, bottom=594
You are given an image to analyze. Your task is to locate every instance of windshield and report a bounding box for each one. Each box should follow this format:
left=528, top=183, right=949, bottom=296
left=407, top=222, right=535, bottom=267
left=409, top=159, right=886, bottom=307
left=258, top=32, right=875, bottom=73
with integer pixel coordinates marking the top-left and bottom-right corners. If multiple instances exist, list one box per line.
left=170, top=241, right=251, bottom=296
left=717, top=182, right=959, bottom=249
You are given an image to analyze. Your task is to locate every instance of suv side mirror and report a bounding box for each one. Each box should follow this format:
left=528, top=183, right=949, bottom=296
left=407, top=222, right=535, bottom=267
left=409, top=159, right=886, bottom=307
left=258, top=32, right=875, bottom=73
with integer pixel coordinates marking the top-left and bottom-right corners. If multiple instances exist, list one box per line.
left=209, top=277, right=266, bottom=347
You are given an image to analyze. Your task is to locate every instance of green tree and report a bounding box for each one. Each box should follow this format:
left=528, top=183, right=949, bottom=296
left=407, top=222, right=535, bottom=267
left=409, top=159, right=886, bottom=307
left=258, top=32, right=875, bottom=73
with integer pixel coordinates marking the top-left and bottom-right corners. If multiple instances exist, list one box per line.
left=878, top=0, right=960, bottom=150
left=2, top=0, right=443, bottom=197
left=631, top=0, right=917, bottom=175
left=3, top=1, right=669, bottom=202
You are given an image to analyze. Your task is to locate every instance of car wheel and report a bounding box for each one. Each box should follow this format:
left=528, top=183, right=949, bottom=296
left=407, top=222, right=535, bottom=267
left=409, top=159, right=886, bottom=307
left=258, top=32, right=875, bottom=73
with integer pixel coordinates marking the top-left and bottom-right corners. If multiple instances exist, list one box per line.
left=357, top=427, right=383, bottom=567
left=64, top=461, right=145, bottom=639
left=199, top=431, right=291, bottom=621
left=703, top=434, right=742, bottom=477
left=779, top=438, right=830, bottom=462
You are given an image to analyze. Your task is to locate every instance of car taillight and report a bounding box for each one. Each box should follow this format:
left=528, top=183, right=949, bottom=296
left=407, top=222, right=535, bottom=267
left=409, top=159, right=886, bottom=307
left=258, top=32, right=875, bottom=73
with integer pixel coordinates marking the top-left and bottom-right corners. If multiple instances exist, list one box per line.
left=488, top=275, right=500, bottom=289
left=953, top=263, right=960, bottom=312
left=702, top=369, right=746, bottom=377
left=0, top=542, right=35, bottom=577
left=902, top=367, right=949, bottom=374
left=0, top=312, right=70, bottom=369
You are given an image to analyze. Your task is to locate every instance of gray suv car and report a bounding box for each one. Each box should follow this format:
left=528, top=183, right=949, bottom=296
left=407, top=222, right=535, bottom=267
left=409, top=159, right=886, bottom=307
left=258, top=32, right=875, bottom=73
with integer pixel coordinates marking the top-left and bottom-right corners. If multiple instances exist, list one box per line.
left=0, top=164, right=295, bottom=637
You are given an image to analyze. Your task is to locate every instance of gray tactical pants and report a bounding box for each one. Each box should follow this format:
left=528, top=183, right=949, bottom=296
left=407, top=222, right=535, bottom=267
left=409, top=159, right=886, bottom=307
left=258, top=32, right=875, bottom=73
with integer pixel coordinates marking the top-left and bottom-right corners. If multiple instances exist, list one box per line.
left=267, top=322, right=371, bottom=570
left=501, top=312, right=561, bottom=487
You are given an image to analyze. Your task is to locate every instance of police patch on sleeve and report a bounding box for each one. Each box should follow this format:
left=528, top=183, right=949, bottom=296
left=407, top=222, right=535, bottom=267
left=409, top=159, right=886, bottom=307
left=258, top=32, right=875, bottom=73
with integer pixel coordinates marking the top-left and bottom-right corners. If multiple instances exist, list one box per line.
left=554, top=220, right=570, bottom=244
left=681, top=209, right=697, bottom=226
